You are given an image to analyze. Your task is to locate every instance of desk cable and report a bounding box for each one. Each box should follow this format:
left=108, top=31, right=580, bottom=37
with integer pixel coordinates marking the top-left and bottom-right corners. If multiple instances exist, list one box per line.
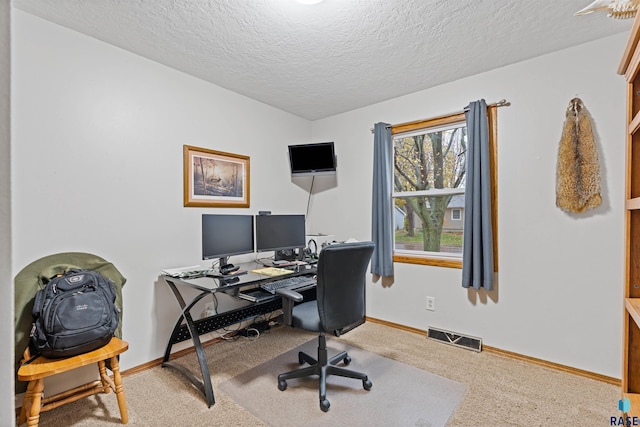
left=305, top=175, right=315, bottom=219
left=244, top=328, right=260, bottom=341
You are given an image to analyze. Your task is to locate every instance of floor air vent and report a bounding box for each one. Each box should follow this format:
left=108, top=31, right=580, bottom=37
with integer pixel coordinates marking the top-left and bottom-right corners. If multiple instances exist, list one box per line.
left=427, top=327, right=482, bottom=352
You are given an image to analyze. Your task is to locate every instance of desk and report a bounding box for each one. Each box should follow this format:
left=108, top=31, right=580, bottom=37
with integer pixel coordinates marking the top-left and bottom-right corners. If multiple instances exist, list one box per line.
left=161, top=261, right=316, bottom=407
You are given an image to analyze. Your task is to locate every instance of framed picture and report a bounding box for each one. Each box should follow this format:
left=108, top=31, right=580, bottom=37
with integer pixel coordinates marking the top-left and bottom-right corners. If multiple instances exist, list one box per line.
left=183, top=145, right=250, bottom=207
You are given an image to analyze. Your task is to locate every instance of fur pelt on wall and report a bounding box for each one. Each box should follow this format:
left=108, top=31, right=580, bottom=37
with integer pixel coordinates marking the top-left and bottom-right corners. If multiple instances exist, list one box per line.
left=556, top=97, right=602, bottom=213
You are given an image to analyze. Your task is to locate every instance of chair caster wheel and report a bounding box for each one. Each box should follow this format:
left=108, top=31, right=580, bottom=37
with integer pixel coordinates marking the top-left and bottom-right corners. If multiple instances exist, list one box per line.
left=363, top=379, right=373, bottom=391
left=278, top=379, right=287, bottom=391
left=343, top=355, right=351, bottom=365
left=320, top=399, right=330, bottom=412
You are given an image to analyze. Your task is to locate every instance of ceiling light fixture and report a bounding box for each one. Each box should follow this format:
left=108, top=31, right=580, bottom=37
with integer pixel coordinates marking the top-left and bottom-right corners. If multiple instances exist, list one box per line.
left=296, top=0, right=323, bottom=5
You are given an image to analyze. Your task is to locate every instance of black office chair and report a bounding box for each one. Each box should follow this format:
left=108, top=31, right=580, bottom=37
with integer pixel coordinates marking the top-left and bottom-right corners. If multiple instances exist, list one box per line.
left=276, top=241, right=375, bottom=412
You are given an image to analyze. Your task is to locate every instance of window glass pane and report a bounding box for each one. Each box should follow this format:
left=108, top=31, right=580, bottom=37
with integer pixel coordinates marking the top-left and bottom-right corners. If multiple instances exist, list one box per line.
left=393, top=124, right=467, bottom=194
left=394, top=195, right=464, bottom=255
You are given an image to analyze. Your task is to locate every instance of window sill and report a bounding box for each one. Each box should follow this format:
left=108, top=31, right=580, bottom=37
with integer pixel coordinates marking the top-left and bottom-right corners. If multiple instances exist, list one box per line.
left=393, top=254, right=462, bottom=269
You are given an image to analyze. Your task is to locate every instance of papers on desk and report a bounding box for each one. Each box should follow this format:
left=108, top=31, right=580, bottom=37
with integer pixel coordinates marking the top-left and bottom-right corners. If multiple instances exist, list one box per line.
left=251, top=267, right=292, bottom=277
left=161, top=265, right=209, bottom=278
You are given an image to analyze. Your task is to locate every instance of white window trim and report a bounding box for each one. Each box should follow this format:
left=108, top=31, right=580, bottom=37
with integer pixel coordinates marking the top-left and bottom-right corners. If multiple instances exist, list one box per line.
left=393, top=247, right=463, bottom=259
left=393, top=188, right=465, bottom=198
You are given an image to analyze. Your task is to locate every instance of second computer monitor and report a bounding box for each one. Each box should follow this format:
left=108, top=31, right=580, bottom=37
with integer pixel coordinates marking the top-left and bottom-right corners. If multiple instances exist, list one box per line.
left=255, top=214, right=306, bottom=255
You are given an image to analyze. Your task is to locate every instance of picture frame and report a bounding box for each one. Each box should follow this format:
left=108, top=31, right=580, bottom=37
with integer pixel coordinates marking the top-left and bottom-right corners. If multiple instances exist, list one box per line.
left=183, top=145, right=250, bottom=208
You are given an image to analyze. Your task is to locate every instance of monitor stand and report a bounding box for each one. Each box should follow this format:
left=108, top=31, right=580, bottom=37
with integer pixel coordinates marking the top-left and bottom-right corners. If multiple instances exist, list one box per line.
left=215, top=257, right=240, bottom=275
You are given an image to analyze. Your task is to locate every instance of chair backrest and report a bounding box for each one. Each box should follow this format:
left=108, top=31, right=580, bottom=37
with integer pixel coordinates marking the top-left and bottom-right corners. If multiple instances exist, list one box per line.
left=315, top=241, right=375, bottom=334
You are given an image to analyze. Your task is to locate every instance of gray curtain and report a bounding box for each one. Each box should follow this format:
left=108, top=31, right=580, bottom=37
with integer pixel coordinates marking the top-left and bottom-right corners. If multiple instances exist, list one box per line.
left=371, top=122, right=394, bottom=277
left=462, top=100, right=495, bottom=290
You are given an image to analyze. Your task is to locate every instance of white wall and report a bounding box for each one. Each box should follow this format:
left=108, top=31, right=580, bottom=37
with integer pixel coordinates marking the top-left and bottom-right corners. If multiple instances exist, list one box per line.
left=1, top=0, right=13, bottom=424
left=11, top=9, right=312, bottom=380
left=311, top=33, right=627, bottom=378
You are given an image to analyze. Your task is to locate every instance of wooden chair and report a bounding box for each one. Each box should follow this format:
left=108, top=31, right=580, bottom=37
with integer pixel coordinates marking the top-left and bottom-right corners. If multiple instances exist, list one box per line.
left=17, top=337, right=129, bottom=426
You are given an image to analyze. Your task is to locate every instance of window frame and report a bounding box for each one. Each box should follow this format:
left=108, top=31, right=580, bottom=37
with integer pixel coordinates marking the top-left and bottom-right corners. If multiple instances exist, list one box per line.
left=451, top=209, right=462, bottom=221
left=391, top=108, right=499, bottom=270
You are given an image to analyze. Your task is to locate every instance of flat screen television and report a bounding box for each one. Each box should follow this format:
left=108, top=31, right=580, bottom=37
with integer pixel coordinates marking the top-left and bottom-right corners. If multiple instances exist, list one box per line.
left=255, top=214, right=306, bottom=256
left=288, top=142, right=336, bottom=176
left=202, top=214, right=254, bottom=268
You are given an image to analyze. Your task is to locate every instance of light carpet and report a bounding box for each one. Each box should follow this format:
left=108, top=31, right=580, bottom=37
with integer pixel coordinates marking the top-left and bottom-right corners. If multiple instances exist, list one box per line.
left=219, top=337, right=466, bottom=427
left=18, top=323, right=620, bottom=426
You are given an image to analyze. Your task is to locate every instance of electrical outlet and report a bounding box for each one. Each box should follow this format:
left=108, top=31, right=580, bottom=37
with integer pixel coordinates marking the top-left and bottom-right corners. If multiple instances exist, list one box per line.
left=426, top=296, right=435, bottom=311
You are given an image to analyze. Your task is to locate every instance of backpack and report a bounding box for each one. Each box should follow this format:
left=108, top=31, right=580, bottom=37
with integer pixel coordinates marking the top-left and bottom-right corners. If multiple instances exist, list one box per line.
left=30, top=269, right=120, bottom=358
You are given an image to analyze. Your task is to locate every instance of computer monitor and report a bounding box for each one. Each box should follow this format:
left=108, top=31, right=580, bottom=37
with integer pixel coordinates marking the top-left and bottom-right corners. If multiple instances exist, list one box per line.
left=255, top=214, right=306, bottom=259
left=202, top=214, right=254, bottom=268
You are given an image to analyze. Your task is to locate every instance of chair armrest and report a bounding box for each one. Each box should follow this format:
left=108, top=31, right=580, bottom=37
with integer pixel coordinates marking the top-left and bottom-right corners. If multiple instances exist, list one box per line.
left=275, top=288, right=303, bottom=302
left=275, top=288, right=303, bottom=326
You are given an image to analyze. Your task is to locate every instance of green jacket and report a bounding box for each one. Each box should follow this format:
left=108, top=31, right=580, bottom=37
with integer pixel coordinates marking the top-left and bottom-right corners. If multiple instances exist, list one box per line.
left=14, top=252, right=126, bottom=394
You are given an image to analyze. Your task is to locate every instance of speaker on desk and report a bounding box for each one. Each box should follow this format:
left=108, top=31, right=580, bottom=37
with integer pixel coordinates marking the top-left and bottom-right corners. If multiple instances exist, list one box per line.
left=275, top=248, right=298, bottom=261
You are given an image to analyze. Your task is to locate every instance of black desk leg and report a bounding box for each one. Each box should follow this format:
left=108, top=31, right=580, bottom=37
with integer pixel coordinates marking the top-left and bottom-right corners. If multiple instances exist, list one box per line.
left=162, top=280, right=216, bottom=407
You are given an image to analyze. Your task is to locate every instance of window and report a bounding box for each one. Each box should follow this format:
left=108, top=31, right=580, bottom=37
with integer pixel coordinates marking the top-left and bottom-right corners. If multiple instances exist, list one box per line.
left=391, top=110, right=498, bottom=269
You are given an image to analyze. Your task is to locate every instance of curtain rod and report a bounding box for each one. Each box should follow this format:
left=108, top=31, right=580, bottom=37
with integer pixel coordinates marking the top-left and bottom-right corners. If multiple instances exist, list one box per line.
left=463, top=98, right=510, bottom=112
left=370, top=99, right=511, bottom=133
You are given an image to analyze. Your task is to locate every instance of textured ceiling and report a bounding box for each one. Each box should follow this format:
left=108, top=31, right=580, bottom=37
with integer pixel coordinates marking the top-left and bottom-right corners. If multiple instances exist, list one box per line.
left=13, top=0, right=633, bottom=120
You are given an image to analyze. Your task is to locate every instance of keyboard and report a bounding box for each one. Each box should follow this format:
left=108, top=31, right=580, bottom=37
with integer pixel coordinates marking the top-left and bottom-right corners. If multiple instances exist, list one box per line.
left=260, top=276, right=316, bottom=294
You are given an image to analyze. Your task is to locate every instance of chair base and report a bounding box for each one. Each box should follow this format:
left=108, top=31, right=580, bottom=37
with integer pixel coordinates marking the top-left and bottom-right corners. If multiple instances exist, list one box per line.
left=277, top=334, right=372, bottom=412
